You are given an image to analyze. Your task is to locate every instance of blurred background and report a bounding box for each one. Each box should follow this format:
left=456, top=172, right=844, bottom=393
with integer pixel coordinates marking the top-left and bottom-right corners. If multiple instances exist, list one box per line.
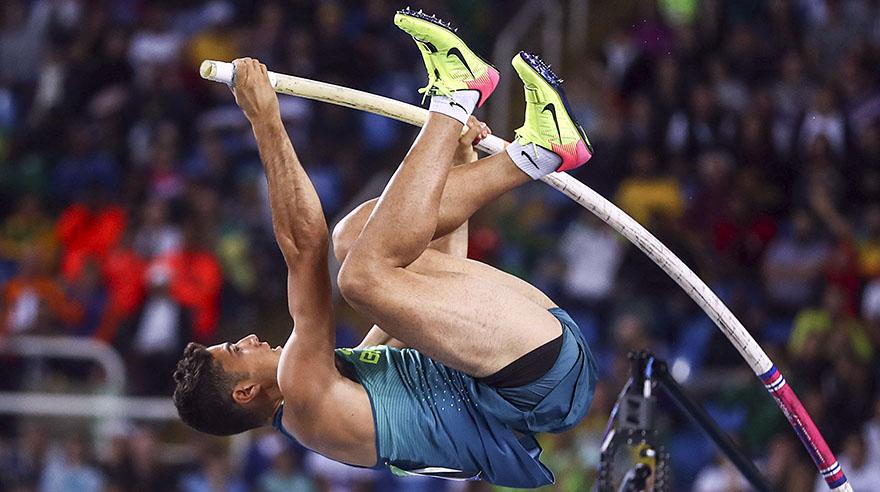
left=1, top=0, right=880, bottom=491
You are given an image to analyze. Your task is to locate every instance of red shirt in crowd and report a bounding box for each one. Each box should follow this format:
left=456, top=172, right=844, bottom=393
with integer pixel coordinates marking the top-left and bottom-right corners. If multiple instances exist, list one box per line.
left=153, top=249, right=222, bottom=342
left=57, top=204, right=126, bottom=281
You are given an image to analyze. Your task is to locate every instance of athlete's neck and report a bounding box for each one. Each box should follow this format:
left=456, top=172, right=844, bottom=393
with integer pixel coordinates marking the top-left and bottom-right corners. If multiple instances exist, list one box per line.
left=266, top=390, right=284, bottom=426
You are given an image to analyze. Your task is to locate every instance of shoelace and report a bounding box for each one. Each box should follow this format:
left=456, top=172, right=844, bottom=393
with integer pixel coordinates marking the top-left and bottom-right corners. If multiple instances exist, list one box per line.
left=417, top=72, right=455, bottom=104
left=512, top=129, right=543, bottom=159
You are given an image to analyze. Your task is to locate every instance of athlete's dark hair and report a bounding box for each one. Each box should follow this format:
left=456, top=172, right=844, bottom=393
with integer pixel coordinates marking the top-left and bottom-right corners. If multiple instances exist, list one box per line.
left=172, top=342, right=266, bottom=436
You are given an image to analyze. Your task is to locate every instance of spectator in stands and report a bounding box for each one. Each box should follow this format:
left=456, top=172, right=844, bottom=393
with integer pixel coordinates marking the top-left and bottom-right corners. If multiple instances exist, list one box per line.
left=822, top=354, right=876, bottom=447
left=64, top=259, right=107, bottom=337
left=611, top=313, right=654, bottom=355
left=557, top=210, right=624, bottom=330
left=685, top=149, right=734, bottom=239
left=692, top=451, right=750, bottom=492
left=125, top=427, right=177, bottom=492
left=181, top=130, right=235, bottom=189
left=303, top=451, right=379, bottom=492
left=614, top=144, right=684, bottom=227
left=179, top=446, right=246, bottom=492
left=853, top=122, right=880, bottom=181
left=665, top=83, right=727, bottom=158
left=804, top=0, right=865, bottom=70
left=762, top=210, right=830, bottom=317
left=814, top=433, right=880, bottom=492
left=240, top=429, right=290, bottom=489
left=98, top=427, right=133, bottom=492
left=0, top=194, right=54, bottom=256
left=799, top=87, right=846, bottom=159
left=132, top=198, right=181, bottom=259
left=0, top=250, right=81, bottom=335
left=865, top=396, right=880, bottom=466
left=127, top=4, right=185, bottom=87
left=257, top=447, right=314, bottom=492
left=50, top=125, right=120, bottom=206
left=773, top=51, right=813, bottom=123
left=55, top=184, right=126, bottom=283
left=119, top=262, right=193, bottom=396
left=0, top=422, right=49, bottom=491
left=0, top=195, right=55, bottom=285
left=147, top=131, right=187, bottom=201
left=0, top=0, right=54, bottom=85
left=857, top=204, right=880, bottom=279
left=764, top=433, right=815, bottom=492
left=38, top=434, right=103, bottom=492
left=790, top=285, right=873, bottom=367
left=151, top=219, right=221, bottom=343
left=707, top=58, right=748, bottom=115
left=536, top=427, right=593, bottom=492
left=94, top=232, right=146, bottom=344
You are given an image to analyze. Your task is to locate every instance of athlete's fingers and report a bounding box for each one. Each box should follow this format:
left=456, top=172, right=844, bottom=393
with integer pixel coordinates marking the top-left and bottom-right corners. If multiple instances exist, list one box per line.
left=259, top=63, right=269, bottom=85
left=479, top=122, right=489, bottom=140
left=232, top=58, right=248, bottom=86
left=460, top=118, right=482, bottom=146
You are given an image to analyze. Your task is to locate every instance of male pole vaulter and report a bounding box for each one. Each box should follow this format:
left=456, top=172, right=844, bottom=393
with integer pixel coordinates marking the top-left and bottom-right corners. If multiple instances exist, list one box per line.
left=173, top=9, right=596, bottom=487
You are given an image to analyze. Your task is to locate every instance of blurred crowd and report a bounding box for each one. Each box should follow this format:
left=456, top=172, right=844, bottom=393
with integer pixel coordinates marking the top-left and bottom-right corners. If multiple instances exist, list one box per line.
left=1, top=0, right=880, bottom=490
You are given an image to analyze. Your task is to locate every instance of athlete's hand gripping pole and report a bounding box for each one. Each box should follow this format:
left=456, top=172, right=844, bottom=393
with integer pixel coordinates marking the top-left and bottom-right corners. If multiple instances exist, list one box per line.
left=200, top=59, right=851, bottom=492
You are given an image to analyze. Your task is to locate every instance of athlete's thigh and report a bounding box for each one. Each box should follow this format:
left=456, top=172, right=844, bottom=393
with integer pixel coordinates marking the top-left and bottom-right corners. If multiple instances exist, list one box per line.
left=362, top=250, right=562, bottom=377
left=409, top=250, right=557, bottom=309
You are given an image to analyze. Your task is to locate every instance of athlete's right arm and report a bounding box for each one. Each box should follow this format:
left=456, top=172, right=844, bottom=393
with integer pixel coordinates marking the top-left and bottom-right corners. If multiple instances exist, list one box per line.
left=232, top=58, right=338, bottom=385
left=233, top=60, right=377, bottom=466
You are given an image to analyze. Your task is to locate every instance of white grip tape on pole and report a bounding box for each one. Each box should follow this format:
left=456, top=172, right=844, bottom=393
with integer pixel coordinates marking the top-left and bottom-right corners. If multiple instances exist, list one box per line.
left=200, top=60, right=278, bottom=88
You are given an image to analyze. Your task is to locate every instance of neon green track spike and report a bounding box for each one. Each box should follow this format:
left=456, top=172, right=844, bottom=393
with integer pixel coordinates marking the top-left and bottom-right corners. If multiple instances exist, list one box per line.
left=511, top=51, right=593, bottom=171
left=394, top=8, right=499, bottom=107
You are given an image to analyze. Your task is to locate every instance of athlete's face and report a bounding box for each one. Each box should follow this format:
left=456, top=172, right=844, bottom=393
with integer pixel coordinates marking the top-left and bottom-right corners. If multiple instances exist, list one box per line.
left=207, top=334, right=282, bottom=394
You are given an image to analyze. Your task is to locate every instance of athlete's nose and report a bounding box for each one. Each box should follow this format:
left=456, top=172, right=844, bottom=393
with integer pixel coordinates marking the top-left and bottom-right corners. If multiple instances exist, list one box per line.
left=240, top=334, right=259, bottom=345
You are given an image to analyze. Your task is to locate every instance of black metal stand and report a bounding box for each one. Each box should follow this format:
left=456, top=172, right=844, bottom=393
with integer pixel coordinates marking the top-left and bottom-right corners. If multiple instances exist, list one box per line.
left=650, top=355, right=771, bottom=492
left=597, top=351, right=772, bottom=492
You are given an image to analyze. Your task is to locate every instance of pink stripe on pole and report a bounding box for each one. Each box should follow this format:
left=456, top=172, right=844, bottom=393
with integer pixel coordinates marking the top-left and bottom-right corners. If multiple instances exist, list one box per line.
left=763, top=370, right=847, bottom=489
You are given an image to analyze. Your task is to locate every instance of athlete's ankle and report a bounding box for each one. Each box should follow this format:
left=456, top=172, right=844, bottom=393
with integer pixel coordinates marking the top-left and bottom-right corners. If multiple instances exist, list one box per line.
left=506, top=140, right=562, bottom=180
left=428, top=91, right=479, bottom=125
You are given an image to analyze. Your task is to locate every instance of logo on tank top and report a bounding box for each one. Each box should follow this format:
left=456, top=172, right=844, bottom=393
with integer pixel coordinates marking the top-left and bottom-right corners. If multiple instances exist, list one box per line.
left=359, top=349, right=382, bottom=364
left=338, top=347, right=382, bottom=364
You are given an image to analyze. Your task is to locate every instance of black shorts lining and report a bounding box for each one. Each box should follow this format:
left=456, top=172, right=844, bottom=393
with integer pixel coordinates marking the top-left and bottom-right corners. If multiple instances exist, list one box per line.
left=480, top=333, right=563, bottom=388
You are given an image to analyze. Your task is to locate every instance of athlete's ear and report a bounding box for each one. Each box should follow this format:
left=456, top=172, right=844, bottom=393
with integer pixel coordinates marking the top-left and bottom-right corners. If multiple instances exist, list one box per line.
left=232, top=381, right=259, bottom=405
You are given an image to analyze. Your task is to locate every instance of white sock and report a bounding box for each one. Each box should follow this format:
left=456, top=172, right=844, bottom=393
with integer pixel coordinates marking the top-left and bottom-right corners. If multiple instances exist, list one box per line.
left=428, top=91, right=480, bottom=125
left=506, top=140, right=562, bottom=179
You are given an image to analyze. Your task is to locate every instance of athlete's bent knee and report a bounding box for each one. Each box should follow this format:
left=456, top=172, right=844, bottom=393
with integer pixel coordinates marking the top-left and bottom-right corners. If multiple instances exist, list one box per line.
left=331, top=221, right=356, bottom=263
left=331, top=200, right=378, bottom=263
left=337, top=257, right=382, bottom=307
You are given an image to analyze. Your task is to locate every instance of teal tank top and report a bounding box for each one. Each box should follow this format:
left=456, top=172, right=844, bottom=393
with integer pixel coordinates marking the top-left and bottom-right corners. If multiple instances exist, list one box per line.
left=272, top=308, right=596, bottom=488
left=332, top=345, right=555, bottom=488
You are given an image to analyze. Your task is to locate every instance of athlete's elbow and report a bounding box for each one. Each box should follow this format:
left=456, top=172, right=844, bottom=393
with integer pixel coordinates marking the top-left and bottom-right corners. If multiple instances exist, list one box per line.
left=276, top=230, right=329, bottom=260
